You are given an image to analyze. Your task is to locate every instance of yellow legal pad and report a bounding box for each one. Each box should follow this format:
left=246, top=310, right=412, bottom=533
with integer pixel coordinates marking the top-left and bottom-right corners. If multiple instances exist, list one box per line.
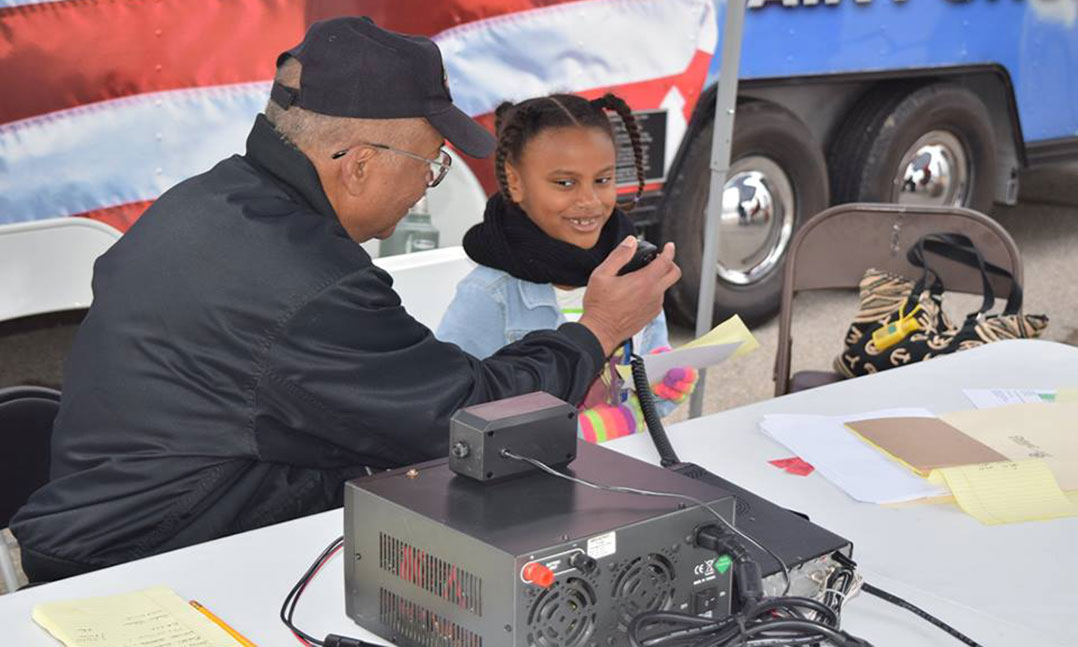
left=934, top=460, right=1078, bottom=525
left=32, top=586, right=241, bottom=647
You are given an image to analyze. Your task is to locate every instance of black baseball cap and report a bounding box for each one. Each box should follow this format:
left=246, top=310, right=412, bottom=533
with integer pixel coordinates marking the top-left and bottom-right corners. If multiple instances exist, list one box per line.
left=271, top=16, right=495, bottom=158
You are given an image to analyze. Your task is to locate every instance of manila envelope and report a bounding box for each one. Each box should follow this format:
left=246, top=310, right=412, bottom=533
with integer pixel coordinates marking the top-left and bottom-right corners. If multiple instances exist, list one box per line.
left=846, top=417, right=1008, bottom=476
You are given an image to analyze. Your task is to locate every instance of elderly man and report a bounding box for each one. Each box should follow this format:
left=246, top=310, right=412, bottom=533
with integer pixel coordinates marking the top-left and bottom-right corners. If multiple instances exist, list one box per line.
left=11, top=17, right=680, bottom=581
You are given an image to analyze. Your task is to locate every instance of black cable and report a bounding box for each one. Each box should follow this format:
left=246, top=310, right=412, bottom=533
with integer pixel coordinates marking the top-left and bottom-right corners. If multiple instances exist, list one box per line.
left=629, top=601, right=871, bottom=647
left=822, top=566, right=857, bottom=617
left=628, top=346, right=790, bottom=598
left=737, top=618, right=862, bottom=645
left=498, top=450, right=867, bottom=647
left=629, top=352, right=680, bottom=467
left=280, top=535, right=344, bottom=646
left=749, top=597, right=838, bottom=627
left=861, top=582, right=983, bottom=647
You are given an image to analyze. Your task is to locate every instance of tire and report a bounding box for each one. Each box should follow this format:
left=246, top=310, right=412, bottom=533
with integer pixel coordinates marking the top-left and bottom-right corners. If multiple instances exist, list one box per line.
left=663, top=101, right=829, bottom=327
left=828, top=82, right=997, bottom=212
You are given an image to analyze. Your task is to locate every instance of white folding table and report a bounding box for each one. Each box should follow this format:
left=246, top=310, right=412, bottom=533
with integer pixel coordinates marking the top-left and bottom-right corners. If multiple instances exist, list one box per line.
left=2, top=340, right=1074, bottom=646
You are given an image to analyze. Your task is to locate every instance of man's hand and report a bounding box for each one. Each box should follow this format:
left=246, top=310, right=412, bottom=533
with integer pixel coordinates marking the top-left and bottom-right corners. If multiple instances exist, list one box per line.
left=579, top=236, right=681, bottom=356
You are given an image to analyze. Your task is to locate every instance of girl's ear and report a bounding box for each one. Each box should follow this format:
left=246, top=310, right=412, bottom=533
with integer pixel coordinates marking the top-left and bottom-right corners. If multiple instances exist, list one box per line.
left=506, top=161, right=525, bottom=203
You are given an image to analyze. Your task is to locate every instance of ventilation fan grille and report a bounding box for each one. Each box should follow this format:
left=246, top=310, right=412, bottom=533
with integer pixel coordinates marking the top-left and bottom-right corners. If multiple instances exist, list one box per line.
left=380, top=588, right=482, bottom=647
left=612, top=554, right=676, bottom=625
left=379, top=532, right=482, bottom=615
left=526, top=577, right=598, bottom=647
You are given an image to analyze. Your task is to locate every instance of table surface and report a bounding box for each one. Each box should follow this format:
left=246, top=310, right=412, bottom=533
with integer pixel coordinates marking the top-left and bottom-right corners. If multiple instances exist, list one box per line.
left=2, top=339, right=1075, bottom=646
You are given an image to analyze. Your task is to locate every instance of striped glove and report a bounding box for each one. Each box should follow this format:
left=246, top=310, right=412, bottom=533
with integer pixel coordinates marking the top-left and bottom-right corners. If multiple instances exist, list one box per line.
left=652, top=366, right=699, bottom=404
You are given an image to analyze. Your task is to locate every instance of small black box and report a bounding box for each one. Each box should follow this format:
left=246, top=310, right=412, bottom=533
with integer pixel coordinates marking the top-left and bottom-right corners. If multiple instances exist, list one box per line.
left=449, top=392, right=578, bottom=482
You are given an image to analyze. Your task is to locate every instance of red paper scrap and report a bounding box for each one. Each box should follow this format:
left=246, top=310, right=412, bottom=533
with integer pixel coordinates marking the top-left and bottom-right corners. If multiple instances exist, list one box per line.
left=768, top=457, right=815, bottom=476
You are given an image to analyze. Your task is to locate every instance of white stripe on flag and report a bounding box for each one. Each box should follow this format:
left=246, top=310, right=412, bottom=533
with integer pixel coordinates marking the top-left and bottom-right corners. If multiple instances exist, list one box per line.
left=434, top=0, right=717, bottom=117
left=0, top=83, right=270, bottom=222
left=0, top=0, right=67, bottom=7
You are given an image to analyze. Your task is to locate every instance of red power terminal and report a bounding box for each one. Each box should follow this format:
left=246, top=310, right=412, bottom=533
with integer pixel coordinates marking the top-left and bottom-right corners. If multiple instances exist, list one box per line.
left=522, top=562, right=556, bottom=588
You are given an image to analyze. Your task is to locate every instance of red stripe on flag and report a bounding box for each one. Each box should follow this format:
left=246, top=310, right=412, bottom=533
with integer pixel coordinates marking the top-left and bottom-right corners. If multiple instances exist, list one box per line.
left=304, top=0, right=582, bottom=38
left=0, top=0, right=305, bottom=123
left=74, top=200, right=155, bottom=233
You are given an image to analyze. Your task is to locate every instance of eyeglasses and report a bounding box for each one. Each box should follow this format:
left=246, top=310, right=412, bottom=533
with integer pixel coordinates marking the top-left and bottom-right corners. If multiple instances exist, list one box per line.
left=331, top=142, right=452, bottom=188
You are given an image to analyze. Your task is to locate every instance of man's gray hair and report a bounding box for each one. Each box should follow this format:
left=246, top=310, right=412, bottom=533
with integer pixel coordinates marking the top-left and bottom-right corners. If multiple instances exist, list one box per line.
left=265, top=58, right=422, bottom=155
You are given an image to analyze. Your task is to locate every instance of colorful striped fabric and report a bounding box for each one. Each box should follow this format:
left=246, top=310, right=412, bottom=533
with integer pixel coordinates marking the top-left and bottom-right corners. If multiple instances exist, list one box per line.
left=1, top=0, right=715, bottom=231
left=578, top=347, right=699, bottom=444
left=579, top=398, right=644, bottom=444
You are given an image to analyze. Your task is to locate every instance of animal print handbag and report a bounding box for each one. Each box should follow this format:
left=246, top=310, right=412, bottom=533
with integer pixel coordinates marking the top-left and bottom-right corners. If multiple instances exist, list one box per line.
left=835, top=233, right=1048, bottom=378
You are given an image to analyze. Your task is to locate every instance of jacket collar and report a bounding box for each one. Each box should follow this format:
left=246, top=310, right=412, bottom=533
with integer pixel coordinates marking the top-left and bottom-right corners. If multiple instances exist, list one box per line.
left=515, top=276, right=560, bottom=310
left=244, top=114, right=340, bottom=223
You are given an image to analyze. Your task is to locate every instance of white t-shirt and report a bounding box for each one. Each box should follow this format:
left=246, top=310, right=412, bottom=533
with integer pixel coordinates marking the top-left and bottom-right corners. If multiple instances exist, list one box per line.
left=555, top=286, right=644, bottom=351
left=555, top=286, right=586, bottom=323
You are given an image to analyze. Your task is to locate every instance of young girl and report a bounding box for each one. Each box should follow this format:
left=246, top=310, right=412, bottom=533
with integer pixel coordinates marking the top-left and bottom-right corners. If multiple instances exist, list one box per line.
left=437, top=93, right=696, bottom=443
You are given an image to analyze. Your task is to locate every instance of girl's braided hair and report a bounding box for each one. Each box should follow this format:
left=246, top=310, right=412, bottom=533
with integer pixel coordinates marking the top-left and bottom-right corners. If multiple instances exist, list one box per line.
left=493, top=92, right=646, bottom=211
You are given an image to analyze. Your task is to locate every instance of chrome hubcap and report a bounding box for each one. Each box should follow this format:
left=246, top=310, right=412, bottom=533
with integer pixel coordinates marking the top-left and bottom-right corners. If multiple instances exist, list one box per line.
left=894, top=130, right=970, bottom=206
left=716, top=156, right=796, bottom=286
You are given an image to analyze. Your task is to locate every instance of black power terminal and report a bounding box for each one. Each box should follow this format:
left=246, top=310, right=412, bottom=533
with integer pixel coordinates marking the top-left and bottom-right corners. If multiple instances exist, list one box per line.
left=568, top=552, right=597, bottom=574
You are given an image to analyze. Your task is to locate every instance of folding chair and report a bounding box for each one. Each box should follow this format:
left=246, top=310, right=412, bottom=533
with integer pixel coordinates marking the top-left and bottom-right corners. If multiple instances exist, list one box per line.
left=774, top=203, right=1022, bottom=396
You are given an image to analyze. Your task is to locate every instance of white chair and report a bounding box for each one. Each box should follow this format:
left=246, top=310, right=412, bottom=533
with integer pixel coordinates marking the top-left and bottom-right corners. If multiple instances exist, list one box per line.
left=0, top=218, right=122, bottom=324
left=374, top=246, right=476, bottom=331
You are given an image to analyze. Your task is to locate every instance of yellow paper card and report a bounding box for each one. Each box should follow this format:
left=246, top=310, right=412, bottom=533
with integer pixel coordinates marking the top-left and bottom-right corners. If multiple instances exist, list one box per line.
left=680, top=314, right=759, bottom=357
left=937, top=460, right=1078, bottom=525
left=616, top=315, right=758, bottom=382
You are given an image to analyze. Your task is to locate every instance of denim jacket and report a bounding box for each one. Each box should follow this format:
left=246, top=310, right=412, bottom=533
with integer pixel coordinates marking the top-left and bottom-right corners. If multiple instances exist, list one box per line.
left=437, top=266, right=679, bottom=415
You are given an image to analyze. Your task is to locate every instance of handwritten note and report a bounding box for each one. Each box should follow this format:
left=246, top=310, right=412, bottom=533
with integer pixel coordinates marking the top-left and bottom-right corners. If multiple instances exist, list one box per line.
left=937, top=460, right=1078, bottom=525
left=941, top=402, right=1078, bottom=491
left=32, top=587, right=238, bottom=647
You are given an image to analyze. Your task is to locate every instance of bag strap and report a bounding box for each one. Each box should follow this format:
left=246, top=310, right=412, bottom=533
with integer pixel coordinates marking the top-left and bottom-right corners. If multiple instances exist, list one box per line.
left=907, top=233, right=1023, bottom=317
left=919, top=234, right=1023, bottom=314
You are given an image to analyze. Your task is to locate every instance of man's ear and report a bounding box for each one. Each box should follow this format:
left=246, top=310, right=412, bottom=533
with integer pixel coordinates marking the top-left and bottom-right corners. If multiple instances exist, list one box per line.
left=340, top=146, right=379, bottom=196
left=506, top=161, right=525, bottom=203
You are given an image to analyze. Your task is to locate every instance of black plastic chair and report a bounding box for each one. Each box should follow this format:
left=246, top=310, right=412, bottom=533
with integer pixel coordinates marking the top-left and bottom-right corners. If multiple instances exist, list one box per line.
left=0, top=385, right=60, bottom=593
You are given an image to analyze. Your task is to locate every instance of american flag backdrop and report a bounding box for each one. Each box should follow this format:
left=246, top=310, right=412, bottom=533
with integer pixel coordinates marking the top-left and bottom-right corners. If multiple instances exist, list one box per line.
left=0, top=0, right=716, bottom=234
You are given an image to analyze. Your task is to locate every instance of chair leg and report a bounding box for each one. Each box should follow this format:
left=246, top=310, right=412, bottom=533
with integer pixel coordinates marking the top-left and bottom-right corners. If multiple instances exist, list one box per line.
left=0, top=541, right=20, bottom=594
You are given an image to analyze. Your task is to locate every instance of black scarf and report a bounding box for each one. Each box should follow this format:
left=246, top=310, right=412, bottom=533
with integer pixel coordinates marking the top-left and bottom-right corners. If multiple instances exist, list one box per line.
left=463, top=193, right=635, bottom=287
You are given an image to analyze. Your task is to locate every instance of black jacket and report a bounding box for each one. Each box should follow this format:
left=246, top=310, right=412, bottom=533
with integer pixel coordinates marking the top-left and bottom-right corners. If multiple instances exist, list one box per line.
left=11, top=115, right=604, bottom=579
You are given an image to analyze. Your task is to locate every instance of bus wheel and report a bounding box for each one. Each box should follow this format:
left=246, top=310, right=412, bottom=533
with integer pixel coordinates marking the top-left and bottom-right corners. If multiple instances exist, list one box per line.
left=663, top=101, right=828, bottom=327
left=829, top=82, right=997, bottom=211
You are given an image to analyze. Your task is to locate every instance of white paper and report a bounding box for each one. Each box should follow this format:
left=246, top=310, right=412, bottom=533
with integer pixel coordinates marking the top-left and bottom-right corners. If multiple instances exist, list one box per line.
left=963, top=389, right=1055, bottom=409
left=760, top=409, right=947, bottom=504
left=643, top=341, right=742, bottom=377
